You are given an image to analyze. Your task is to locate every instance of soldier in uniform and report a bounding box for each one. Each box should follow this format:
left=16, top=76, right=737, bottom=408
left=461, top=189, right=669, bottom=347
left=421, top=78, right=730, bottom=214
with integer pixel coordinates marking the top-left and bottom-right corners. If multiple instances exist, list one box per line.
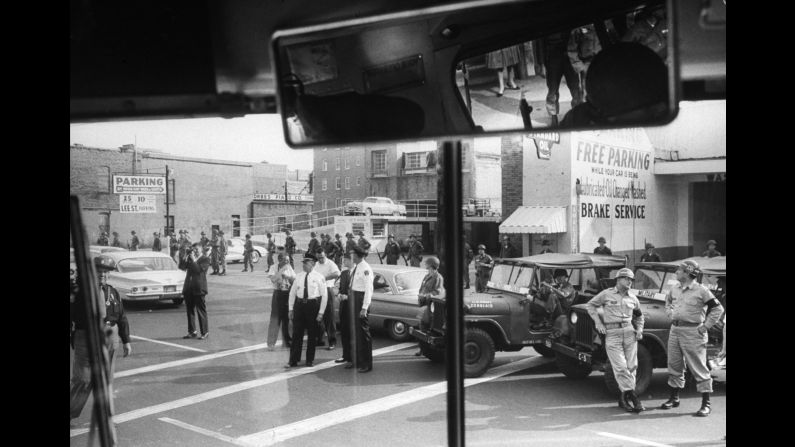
left=180, top=230, right=193, bottom=271
left=266, top=232, right=276, bottom=268
left=242, top=233, right=255, bottom=272
left=357, top=231, right=372, bottom=255
left=345, top=232, right=357, bottom=256
left=414, top=256, right=445, bottom=356
left=111, top=231, right=122, bottom=247
left=380, top=234, right=401, bottom=265
left=218, top=230, right=228, bottom=276
left=540, top=239, right=554, bottom=254
left=473, top=244, right=493, bottom=292
left=542, top=269, right=576, bottom=320
left=199, top=231, right=210, bottom=250
left=70, top=256, right=132, bottom=423
left=594, top=236, right=612, bottom=255
left=286, top=253, right=328, bottom=368
left=701, top=240, right=722, bottom=258
left=408, top=234, right=424, bottom=267
left=182, top=242, right=211, bottom=339
left=322, top=234, right=337, bottom=265
left=586, top=268, right=645, bottom=412
left=640, top=243, right=661, bottom=262
left=97, top=231, right=109, bottom=246
left=308, top=232, right=320, bottom=254
left=152, top=232, right=162, bottom=252
left=347, top=245, right=374, bottom=372
left=284, top=230, right=296, bottom=268
left=333, top=233, right=345, bottom=268
left=129, top=230, right=140, bottom=251
left=659, top=260, right=723, bottom=417
left=169, top=231, right=179, bottom=262
left=499, top=235, right=515, bottom=258
left=210, top=229, right=220, bottom=275
left=463, top=235, right=474, bottom=289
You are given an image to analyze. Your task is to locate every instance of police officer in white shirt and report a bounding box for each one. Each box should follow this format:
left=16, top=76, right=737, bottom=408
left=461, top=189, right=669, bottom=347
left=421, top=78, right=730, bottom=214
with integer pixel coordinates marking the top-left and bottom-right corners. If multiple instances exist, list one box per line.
left=313, top=247, right=341, bottom=349
left=349, top=245, right=374, bottom=372
left=286, top=253, right=328, bottom=368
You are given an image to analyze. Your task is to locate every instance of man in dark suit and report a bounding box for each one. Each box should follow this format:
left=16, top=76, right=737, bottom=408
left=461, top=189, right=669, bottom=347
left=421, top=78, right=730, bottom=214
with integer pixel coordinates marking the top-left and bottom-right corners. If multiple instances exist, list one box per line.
left=182, top=242, right=212, bottom=340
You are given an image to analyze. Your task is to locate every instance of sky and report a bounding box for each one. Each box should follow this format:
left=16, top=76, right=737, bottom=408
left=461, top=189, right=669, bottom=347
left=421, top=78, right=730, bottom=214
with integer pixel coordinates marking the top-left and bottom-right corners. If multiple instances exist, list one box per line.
left=70, top=114, right=314, bottom=170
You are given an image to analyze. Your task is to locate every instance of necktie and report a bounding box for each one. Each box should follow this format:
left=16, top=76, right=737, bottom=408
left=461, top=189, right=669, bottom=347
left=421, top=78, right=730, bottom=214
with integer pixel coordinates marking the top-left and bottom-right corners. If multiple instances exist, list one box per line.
left=349, top=265, right=358, bottom=290
left=303, top=272, right=309, bottom=299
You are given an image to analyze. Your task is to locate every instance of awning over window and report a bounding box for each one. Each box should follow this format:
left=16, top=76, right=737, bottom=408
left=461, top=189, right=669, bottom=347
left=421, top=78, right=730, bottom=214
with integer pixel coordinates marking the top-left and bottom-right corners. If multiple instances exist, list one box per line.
left=499, top=206, right=568, bottom=234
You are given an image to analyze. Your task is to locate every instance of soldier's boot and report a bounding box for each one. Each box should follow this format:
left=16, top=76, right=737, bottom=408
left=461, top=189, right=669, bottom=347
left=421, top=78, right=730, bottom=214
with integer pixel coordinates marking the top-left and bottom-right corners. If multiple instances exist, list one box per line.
left=659, top=386, right=681, bottom=409
left=695, top=393, right=711, bottom=417
left=629, top=391, right=645, bottom=413
left=618, top=391, right=632, bottom=411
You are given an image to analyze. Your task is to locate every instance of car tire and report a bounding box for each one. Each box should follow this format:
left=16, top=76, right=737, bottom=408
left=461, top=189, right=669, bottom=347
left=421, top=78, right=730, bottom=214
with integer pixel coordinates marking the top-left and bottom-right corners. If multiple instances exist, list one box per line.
left=603, top=343, right=653, bottom=395
left=464, top=328, right=495, bottom=378
left=172, top=298, right=184, bottom=306
left=387, top=320, right=412, bottom=342
left=251, top=251, right=261, bottom=263
left=555, top=351, right=592, bottom=379
left=533, top=344, right=556, bottom=358
left=365, top=208, right=372, bottom=216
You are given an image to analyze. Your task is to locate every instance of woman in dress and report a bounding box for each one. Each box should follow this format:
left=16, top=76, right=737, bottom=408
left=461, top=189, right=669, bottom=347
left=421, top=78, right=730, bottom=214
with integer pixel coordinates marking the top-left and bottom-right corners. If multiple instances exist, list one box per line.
left=486, top=45, right=521, bottom=96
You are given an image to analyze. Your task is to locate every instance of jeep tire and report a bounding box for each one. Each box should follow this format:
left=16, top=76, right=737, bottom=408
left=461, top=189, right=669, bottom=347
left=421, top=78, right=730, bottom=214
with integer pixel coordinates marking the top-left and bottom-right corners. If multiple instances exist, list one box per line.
left=464, top=328, right=495, bottom=378
left=533, top=344, right=556, bottom=358
left=555, top=352, right=592, bottom=379
left=603, top=343, right=653, bottom=395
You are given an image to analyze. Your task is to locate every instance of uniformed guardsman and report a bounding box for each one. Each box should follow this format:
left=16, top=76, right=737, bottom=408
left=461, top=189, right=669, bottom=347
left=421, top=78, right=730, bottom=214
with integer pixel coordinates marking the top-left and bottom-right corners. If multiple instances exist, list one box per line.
left=542, top=269, right=576, bottom=319
left=586, top=268, right=645, bottom=412
left=333, top=233, right=345, bottom=268
left=348, top=245, right=374, bottom=372
left=266, top=232, right=276, bottom=267
left=242, top=233, right=254, bottom=272
left=210, top=229, right=220, bottom=274
left=357, top=231, right=372, bottom=255
left=129, top=230, right=140, bottom=251
left=218, top=230, right=228, bottom=276
left=473, top=244, right=493, bottom=292
left=701, top=240, right=722, bottom=258
left=408, top=234, right=424, bottom=267
left=285, top=230, right=296, bottom=268
left=111, top=231, right=122, bottom=247
left=322, top=234, right=338, bottom=265
left=169, top=231, right=180, bottom=262
left=308, top=232, right=320, bottom=254
left=659, top=260, right=724, bottom=417
left=380, top=234, right=401, bottom=265
left=286, top=253, right=328, bottom=368
left=345, top=232, right=357, bottom=256
left=97, top=231, right=109, bottom=246
left=594, top=236, right=612, bottom=255
left=152, top=232, right=162, bottom=252
left=540, top=239, right=554, bottom=254
left=463, top=235, right=474, bottom=289
left=499, top=235, right=515, bottom=258
left=180, top=230, right=193, bottom=271
left=199, top=231, right=210, bottom=250
left=639, top=243, right=661, bottom=262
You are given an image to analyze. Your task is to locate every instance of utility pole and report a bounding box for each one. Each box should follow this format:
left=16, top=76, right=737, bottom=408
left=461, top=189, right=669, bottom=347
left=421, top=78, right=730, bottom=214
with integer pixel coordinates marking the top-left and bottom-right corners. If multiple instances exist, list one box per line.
left=165, top=164, right=170, bottom=235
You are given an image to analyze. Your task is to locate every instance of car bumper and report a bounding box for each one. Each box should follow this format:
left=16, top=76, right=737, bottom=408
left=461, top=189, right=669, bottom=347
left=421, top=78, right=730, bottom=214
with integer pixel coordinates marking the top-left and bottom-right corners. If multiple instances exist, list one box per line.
left=409, top=327, right=445, bottom=348
left=550, top=340, right=592, bottom=364
left=121, top=290, right=184, bottom=301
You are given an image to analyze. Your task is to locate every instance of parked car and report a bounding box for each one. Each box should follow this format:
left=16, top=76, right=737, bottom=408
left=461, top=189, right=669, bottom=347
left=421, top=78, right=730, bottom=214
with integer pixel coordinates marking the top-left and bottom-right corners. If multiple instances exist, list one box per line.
left=226, top=237, right=267, bottom=264
left=94, top=251, right=187, bottom=305
left=461, top=199, right=496, bottom=217
left=344, top=197, right=407, bottom=216
left=549, top=256, right=726, bottom=395
left=410, top=253, right=627, bottom=378
left=334, top=264, right=427, bottom=341
left=71, top=245, right=127, bottom=279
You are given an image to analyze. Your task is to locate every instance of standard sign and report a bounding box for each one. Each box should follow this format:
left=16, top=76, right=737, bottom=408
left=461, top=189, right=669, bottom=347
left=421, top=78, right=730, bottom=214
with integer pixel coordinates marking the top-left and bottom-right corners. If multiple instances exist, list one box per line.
left=113, top=175, right=166, bottom=194
left=120, top=194, right=157, bottom=213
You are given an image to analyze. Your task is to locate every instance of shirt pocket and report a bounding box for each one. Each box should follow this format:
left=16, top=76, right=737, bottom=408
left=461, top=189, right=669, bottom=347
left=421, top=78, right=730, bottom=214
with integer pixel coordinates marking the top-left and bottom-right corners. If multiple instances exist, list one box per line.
left=684, top=295, right=702, bottom=309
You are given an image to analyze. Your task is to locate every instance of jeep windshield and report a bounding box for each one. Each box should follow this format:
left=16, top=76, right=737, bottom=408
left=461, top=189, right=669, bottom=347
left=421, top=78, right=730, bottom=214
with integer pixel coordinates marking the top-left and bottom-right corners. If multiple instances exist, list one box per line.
left=488, top=262, right=535, bottom=294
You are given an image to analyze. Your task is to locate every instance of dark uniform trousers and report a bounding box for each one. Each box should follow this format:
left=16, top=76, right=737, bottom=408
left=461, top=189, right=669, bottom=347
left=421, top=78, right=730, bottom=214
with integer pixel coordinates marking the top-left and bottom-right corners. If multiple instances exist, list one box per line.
left=186, top=293, right=208, bottom=335
left=289, top=298, right=321, bottom=364
left=317, top=287, right=337, bottom=346
left=351, top=291, right=373, bottom=369
left=267, top=290, right=292, bottom=346
left=339, top=298, right=352, bottom=362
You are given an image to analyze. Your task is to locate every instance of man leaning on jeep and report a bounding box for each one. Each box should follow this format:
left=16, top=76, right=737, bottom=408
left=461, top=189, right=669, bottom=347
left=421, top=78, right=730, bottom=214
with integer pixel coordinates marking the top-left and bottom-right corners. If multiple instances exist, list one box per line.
left=586, top=268, right=645, bottom=413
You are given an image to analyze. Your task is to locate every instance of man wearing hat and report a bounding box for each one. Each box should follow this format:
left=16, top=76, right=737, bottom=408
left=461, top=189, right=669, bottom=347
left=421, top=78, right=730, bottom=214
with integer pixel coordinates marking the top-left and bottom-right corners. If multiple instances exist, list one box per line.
left=499, top=234, right=516, bottom=259
left=347, top=245, right=374, bottom=372
left=380, top=234, right=401, bottom=265
left=308, top=232, right=320, bottom=254
left=129, top=230, right=140, bottom=251
left=266, top=232, right=276, bottom=268
left=169, top=231, right=180, bottom=262
left=659, top=260, right=723, bottom=417
left=111, top=231, right=122, bottom=247
left=199, top=231, right=210, bottom=250
left=463, top=235, right=474, bottom=289
left=217, top=230, right=228, bottom=276
left=284, top=230, right=296, bottom=268
left=640, top=243, right=661, bottom=262
left=357, top=231, right=372, bottom=255
left=541, top=268, right=576, bottom=319
left=333, top=233, right=345, bottom=268
left=209, top=229, right=220, bottom=274
left=242, top=234, right=255, bottom=272
left=701, top=240, right=721, bottom=258
left=586, top=267, right=646, bottom=413
left=321, top=233, right=338, bottom=267
left=473, top=244, right=493, bottom=292
left=594, top=237, right=612, bottom=255
left=345, top=232, right=357, bottom=256
left=286, top=252, right=328, bottom=368
left=97, top=231, right=109, bottom=246
left=408, top=234, right=424, bottom=267
left=152, top=231, right=162, bottom=252
left=540, top=239, right=554, bottom=254
left=182, top=242, right=212, bottom=340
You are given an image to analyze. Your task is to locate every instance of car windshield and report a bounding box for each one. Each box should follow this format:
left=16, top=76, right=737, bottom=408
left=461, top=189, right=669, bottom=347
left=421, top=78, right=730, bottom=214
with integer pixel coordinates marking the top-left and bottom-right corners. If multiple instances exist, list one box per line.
left=490, top=263, right=535, bottom=291
left=394, top=271, right=427, bottom=292
left=634, top=268, right=673, bottom=293
left=116, top=257, right=179, bottom=273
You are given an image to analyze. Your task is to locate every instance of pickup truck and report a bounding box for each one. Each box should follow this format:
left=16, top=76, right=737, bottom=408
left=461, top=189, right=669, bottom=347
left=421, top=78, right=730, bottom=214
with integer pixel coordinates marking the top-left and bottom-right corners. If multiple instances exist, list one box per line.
left=344, top=197, right=407, bottom=216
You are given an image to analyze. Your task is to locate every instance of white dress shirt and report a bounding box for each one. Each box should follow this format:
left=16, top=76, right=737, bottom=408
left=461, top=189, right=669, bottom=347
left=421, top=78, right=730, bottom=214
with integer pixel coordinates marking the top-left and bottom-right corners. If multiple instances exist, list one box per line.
left=349, top=260, right=374, bottom=311
left=288, top=270, right=329, bottom=315
left=313, top=259, right=341, bottom=288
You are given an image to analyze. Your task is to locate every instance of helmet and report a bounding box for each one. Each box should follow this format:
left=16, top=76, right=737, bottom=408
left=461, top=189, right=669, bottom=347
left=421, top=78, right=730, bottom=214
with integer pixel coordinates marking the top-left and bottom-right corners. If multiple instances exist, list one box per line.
left=388, top=234, right=395, bottom=239
left=597, top=237, right=606, bottom=243
left=706, top=240, right=717, bottom=246
left=424, top=256, right=440, bottom=269
left=311, top=232, right=316, bottom=237
left=616, top=268, right=635, bottom=280
left=679, top=260, right=701, bottom=277
left=553, top=269, right=568, bottom=278
left=645, top=242, right=654, bottom=249
left=477, top=244, right=486, bottom=250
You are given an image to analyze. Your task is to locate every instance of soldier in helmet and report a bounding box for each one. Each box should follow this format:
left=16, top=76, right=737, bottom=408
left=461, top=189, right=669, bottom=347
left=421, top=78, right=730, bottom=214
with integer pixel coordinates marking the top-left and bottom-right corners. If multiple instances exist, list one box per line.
left=380, top=234, right=401, bottom=265
left=284, top=230, right=296, bottom=268
left=199, top=231, right=210, bottom=250
left=152, top=231, right=162, bottom=252
left=111, top=231, right=122, bottom=247
left=357, top=231, right=371, bottom=255
left=128, top=230, right=140, bottom=251
left=463, top=235, right=474, bottom=289
left=659, top=260, right=723, bottom=417
left=333, top=233, right=344, bottom=268
left=408, top=234, right=424, bottom=267
left=344, top=232, right=357, bottom=256
left=594, top=236, right=612, bottom=255
left=540, top=239, right=554, bottom=254
left=586, top=267, right=645, bottom=413
left=701, top=240, right=721, bottom=258
left=266, top=232, right=276, bottom=268
left=473, top=244, right=493, bottom=292
left=97, top=231, right=109, bottom=246
left=308, top=232, right=320, bottom=254
left=640, top=243, right=661, bottom=262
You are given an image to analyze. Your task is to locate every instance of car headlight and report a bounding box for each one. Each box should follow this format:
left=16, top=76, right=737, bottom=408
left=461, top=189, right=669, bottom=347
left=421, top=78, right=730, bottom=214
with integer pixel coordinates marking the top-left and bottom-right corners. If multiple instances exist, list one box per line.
left=131, top=287, right=138, bottom=293
left=570, top=312, right=578, bottom=324
left=430, top=302, right=435, bottom=313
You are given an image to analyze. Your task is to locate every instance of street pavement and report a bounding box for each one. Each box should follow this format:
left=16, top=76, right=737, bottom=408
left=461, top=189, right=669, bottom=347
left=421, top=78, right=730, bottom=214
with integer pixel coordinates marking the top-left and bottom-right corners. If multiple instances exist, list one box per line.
left=70, top=257, right=726, bottom=446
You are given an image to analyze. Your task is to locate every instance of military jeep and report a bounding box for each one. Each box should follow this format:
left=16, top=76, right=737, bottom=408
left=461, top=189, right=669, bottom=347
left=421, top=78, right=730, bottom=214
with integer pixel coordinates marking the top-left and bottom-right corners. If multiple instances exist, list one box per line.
left=409, top=253, right=626, bottom=378
left=548, top=256, right=725, bottom=395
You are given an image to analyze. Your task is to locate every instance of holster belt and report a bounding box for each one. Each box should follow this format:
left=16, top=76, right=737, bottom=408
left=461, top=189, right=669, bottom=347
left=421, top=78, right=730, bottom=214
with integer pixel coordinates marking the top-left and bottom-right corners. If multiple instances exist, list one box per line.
left=604, top=321, right=630, bottom=329
left=671, top=320, right=700, bottom=327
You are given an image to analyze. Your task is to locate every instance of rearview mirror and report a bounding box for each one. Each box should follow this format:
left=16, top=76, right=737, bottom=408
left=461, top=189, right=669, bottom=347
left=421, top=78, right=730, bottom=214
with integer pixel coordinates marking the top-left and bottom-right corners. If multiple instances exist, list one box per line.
left=272, top=0, right=678, bottom=147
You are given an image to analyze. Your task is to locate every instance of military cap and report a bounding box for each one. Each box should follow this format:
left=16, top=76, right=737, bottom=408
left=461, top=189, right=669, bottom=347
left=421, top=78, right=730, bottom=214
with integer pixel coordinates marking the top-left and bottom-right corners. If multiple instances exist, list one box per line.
left=409, top=234, right=417, bottom=238
left=598, top=236, right=606, bottom=243
left=335, top=233, right=342, bottom=238
left=112, top=231, right=119, bottom=236
left=302, top=253, right=318, bottom=263
left=311, top=232, right=316, bottom=237
left=153, top=232, right=158, bottom=236
left=477, top=244, right=486, bottom=250
left=350, top=245, right=367, bottom=257
left=266, top=232, right=272, bottom=238
left=645, top=242, right=655, bottom=249
left=706, top=240, right=717, bottom=246
left=94, top=256, right=116, bottom=271
left=616, top=268, right=635, bottom=279
left=346, top=232, right=354, bottom=238
left=201, top=231, right=206, bottom=235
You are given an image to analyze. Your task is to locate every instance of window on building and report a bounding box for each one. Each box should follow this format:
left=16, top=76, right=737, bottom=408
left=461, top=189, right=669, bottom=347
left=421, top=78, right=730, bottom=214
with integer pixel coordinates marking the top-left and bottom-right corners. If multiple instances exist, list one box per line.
left=345, top=177, right=350, bottom=189
left=356, top=156, right=361, bottom=167
left=372, top=151, right=386, bottom=173
left=96, top=166, right=111, bottom=192
left=336, top=198, right=342, bottom=207
left=336, top=157, right=341, bottom=170
left=405, top=152, right=427, bottom=170
left=356, top=177, right=361, bottom=187
left=372, top=222, right=386, bottom=237
left=322, top=160, right=328, bottom=171
left=345, top=158, right=350, bottom=170
left=336, top=177, right=341, bottom=190
left=322, top=199, right=328, bottom=209
left=352, top=223, right=365, bottom=235
left=322, top=179, right=327, bottom=191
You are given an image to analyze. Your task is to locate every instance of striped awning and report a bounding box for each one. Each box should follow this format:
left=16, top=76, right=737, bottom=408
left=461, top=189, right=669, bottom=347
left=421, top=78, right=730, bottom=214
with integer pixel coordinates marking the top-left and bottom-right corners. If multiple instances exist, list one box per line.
left=499, top=206, right=568, bottom=234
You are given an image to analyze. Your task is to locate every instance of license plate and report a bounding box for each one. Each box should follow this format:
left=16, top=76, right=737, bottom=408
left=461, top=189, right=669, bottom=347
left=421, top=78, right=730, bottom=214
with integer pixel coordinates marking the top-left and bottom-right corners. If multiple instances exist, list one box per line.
left=544, top=339, right=552, bottom=348
left=164, top=286, right=176, bottom=292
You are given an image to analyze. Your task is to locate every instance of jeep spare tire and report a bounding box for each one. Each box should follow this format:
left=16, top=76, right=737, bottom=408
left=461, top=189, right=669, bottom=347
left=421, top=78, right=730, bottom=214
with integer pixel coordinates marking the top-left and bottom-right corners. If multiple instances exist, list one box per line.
left=555, top=352, right=592, bottom=379
left=603, top=343, right=653, bottom=395
left=464, top=328, right=495, bottom=378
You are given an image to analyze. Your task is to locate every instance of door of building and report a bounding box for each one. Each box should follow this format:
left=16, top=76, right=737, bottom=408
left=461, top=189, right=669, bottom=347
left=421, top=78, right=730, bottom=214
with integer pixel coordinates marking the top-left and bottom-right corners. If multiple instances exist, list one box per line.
left=232, top=215, right=241, bottom=237
left=691, top=180, right=726, bottom=256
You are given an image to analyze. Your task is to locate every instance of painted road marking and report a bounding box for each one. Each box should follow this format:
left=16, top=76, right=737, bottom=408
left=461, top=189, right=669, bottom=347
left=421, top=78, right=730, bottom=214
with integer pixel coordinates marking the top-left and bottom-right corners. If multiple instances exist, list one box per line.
left=159, top=418, right=250, bottom=446
left=237, top=355, right=553, bottom=446
left=70, top=342, right=416, bottom=438
left=130, top=335, right=209, bottom=353
left=116, top=342, right=270, bottom=378
left=594, top=431, right=675, bottom=447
